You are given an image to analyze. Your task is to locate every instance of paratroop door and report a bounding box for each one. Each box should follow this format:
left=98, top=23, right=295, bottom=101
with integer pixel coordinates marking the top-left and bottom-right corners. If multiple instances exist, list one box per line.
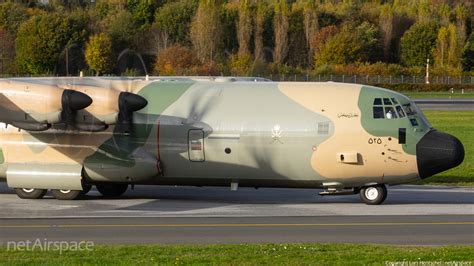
left=188, top=129, right=205, bottom=162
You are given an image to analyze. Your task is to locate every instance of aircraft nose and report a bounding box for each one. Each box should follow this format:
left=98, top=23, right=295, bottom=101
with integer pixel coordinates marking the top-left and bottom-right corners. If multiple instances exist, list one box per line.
left=416, top=130, right=464, bottom=179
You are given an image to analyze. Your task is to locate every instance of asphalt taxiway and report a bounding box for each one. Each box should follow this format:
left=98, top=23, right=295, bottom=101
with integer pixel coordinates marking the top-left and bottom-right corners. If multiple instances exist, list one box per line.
left=0, top=184, right=473, bottom=245
left=414, top=98, right=474, bottom=110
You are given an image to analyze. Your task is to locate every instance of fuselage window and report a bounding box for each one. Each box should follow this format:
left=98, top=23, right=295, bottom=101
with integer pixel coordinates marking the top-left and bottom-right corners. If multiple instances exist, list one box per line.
left=410, top=118, right=419, bottom=126
left=396, top=105, right=405, bottom=118
left=384, top=107, right=397, bottom=119
left=373, top=98, right=382, bottom=105
left=373, top=107, right=384, bottom=119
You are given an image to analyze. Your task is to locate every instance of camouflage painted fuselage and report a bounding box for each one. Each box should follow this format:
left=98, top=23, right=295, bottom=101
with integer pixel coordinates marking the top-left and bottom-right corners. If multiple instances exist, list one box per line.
left=0, top=77, right=460, bottom=191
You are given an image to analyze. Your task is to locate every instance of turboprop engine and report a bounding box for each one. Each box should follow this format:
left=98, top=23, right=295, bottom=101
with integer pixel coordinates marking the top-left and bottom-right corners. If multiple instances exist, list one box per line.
left=66, top=85, right=148, bottom=133
left=0, top=80, right=92, bottom=131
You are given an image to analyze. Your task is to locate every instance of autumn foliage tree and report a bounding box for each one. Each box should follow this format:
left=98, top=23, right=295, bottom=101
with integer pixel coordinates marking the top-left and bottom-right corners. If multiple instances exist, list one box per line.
left=273, top=0, right=290, bottom=66
left=15, top=13, right=87, bottom=74
left=299, top=0, right=319, bottom=64
left=434, top=24, right=462, bottom=72
left=315, top=23, right=380, bottom=66
left=236, top=0, right=252, bottom=57
left=154, top=0, right=197, bottom=45
left=0, top=29, right=16, bottom=74
left=154, top=44, right=199, bottom=75
left=253, top=1, right=268, bottom=62
left=1, top=1, right=473, bottom=77
left=461, top=33, right=474, bottom=72
left=311, top=25, right=338, bottom=63
left=401, top=22, right=439, bottom=67
left=190, top=0, right=222, bottom=63
left=85, top=33, right=114, bottom=75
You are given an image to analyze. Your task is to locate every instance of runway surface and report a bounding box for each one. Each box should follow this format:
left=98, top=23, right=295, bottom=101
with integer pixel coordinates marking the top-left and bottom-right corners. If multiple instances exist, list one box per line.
left=0, top=184, right=473, bottom=245
left=414, top=98, right=474, bottom=110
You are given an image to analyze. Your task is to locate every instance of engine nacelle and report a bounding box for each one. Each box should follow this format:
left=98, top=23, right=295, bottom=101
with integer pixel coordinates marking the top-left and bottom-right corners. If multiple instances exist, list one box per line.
left=0, top=81, right=92, bottom=131
left=66, top=85, right=148, bottom=133
left=0, top=81, right=146, bottom=133
left=70, top=85, right=120, bottom=125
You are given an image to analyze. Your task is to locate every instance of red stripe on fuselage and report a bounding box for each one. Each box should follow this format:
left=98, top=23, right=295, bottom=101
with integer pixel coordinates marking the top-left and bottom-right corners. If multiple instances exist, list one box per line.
left=157, top=119, right=161, bottom=173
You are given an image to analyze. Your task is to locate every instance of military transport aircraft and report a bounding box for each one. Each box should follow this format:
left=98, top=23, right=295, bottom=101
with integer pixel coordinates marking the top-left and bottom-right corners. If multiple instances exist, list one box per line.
left=0, top=77, right=464, bottom=204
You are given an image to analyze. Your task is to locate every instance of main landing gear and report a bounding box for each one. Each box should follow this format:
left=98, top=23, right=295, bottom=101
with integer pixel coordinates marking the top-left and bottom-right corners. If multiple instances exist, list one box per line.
left=15, top=185, right=90, bottom=200
left=51, top=189, right=83, bottom=200
left=13, top=183, right=126, bottom=200
left=14, top=188, right=48, bottom=199
left=96, top=184, right=128, bottom=198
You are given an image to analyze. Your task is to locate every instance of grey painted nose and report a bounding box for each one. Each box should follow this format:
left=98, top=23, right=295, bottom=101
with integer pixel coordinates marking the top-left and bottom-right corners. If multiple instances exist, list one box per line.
left=416, top=130, right=464, bottom=179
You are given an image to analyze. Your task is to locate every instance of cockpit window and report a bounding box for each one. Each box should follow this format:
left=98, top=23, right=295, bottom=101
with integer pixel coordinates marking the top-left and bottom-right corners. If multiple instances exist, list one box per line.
left=372, top=97, right=404, bottom=120
left=402, top=104, right=417, bottom=116
left=373, top=107, right=384, bottom=119
left=396, top=105, right=405, bottom=118
left=384, top=107, right=397, bottom=119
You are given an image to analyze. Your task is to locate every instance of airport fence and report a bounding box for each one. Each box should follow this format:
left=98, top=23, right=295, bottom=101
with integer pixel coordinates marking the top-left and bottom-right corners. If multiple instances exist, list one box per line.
left=257, top=74, right=474, bottom=85
left=2, top=74, right=473, bottom=85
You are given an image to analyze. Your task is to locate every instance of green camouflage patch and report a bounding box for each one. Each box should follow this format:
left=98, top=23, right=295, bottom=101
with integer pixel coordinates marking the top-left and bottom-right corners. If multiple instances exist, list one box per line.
left=0, top=148, right=4, bottom=164
left=83, top=136, right=136, bottom=168
left=137, top=81, right=195, bottom=115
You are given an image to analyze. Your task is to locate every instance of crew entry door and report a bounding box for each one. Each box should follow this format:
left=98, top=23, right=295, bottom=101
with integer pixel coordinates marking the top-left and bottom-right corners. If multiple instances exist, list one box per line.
left=188, top=129, right=205, bottom=162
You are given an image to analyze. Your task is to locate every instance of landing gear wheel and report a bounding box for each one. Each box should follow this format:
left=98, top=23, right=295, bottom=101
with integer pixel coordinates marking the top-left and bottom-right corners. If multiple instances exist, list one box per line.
left=14, top=188, right=48, bottom=199
left=96, top=184, right=128, bottom=198
left=81, top=184, right=92, bottom=195
left=359, top=184, right=387, bottom=205
left=51, top=189, right=82, bottom=200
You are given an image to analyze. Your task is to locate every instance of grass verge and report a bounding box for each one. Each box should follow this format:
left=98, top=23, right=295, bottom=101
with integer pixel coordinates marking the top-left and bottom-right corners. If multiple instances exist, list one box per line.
left=1, top=243, right=473, bottom=265
left=418, top=111, right=473, bottom=186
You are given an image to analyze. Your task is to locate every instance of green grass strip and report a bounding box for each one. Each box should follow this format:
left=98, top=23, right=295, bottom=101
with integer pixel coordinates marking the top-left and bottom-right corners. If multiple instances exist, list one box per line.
left=1, top=243, right=473, bottom=265
left=419, top=111, right=473, bottom=186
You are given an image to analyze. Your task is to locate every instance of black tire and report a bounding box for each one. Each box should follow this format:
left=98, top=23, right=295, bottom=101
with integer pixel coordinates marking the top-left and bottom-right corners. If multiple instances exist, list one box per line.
left=359, top=184, right=387, bottom=205
left=96, top=184, right=128, bottom=198
left=14, top=188, right=47, bottom=199
left=81, top=184, right=92, bottom=195
left=51, top=189, right=82, bottom=200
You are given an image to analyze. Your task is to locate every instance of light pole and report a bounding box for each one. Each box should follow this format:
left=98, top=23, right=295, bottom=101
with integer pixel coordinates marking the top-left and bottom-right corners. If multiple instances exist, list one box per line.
left=425, top=58, right=430, bottom=84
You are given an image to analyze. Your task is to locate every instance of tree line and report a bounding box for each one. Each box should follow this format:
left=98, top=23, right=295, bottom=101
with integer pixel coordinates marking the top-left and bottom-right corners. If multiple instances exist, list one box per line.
left=0, top=0, right=473, bottom=77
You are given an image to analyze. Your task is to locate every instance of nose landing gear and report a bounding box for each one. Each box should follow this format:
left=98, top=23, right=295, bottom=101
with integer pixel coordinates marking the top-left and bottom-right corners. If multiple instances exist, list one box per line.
left=359, top=184, right=387, bottom=205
